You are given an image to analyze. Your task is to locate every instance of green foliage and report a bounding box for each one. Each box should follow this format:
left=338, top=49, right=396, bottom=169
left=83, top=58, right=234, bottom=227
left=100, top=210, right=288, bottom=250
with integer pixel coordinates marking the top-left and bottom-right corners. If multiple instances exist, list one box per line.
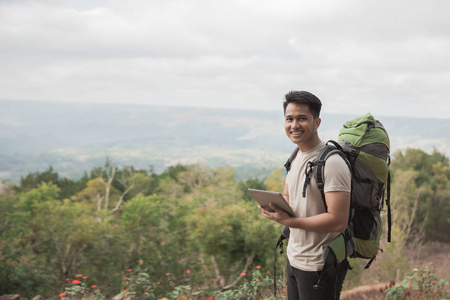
left=385, top=266, right=449, bottom=300
left=18, top=181, right=60, bottom=212
left=239, top=177, right=267, bottom=202
left=343, top=258, right=362, bottom=289
left=346, top=227, right=411, bottom=289
left=120, top=267, right=156, bottom=299
left=391, top=148, right=450, bottom=243
left=76, top=177, right=121, bottom=210
left=378, top=228, right=410, bottom=280
left=18, top=166, right=59, bottom=192
left=17, top=166, right=88, bottom=199
left=233, top=269, right=283, bottom=300
left=0, top=247, right=47, bottom=299
left=264, top=169, right=285, bottom=193
left=1, top=149, right=449, bottom=298
left=188, top=202, right=279, bottom=280
left=127, top=171, right=158, bottom=197
left=57, top=268, right=284, bottom=300
left=63, top=278, right=92, bottom=300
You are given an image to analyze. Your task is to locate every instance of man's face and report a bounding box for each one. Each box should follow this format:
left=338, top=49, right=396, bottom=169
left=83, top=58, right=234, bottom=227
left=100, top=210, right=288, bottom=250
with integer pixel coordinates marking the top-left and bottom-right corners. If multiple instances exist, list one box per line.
left=284, top=102, right=321, bottom=150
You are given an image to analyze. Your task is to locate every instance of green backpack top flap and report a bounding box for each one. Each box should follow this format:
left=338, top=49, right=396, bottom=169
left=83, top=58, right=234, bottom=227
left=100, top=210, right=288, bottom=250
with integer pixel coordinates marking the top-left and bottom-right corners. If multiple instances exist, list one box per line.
left=338, top=113, right=390, bottom=183
left=338, top=113, right=390, bottom=150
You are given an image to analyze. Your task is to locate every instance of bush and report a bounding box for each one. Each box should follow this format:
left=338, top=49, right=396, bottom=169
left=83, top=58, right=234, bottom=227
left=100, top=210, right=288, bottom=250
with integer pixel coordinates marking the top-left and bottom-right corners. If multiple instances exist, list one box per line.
left=385, top=266, right=449, bottom=300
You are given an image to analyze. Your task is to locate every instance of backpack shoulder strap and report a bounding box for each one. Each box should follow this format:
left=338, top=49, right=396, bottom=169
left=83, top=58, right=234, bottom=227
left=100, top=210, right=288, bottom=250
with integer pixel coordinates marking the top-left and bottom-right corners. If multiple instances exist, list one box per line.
left=304, top=141, right=349, bottom=212
left=284, top=147, right=300, bottom=172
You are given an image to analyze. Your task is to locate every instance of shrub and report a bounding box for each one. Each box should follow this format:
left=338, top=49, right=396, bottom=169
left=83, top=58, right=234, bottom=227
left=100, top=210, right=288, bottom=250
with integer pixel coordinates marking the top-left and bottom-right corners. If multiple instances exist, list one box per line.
left=385, top=266, right=449, bottom=300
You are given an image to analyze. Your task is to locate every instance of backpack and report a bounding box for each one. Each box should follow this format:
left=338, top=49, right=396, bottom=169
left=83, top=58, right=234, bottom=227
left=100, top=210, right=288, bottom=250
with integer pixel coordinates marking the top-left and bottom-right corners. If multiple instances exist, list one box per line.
left=280, top=112, right=391, bottom=270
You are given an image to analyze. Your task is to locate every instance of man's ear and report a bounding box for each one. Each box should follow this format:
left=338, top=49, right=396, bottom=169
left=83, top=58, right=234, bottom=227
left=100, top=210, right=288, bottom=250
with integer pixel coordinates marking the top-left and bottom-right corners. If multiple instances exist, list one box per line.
left=315, top=117, right=321, bottom=130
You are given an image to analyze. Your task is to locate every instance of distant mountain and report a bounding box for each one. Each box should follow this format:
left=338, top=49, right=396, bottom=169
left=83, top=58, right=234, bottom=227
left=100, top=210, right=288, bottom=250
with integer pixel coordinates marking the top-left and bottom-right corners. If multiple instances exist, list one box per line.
left=0, top=100, right=449, bottom=183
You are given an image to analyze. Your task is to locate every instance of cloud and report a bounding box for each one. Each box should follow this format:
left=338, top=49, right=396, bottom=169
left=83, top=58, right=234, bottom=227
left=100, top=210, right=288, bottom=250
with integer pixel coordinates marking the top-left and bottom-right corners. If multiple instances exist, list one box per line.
left=0, top=0, right=449, bottom=119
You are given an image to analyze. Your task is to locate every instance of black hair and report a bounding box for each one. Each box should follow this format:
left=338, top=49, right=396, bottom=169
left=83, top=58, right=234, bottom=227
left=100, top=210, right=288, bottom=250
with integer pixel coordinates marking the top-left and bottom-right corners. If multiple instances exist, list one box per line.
left=283, top=91, right=322, bottom=118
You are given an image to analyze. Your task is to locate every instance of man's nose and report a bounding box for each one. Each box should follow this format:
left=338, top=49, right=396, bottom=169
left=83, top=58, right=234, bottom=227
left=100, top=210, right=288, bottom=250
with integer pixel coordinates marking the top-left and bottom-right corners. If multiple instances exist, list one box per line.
left=292, top=120, right=301, bottom=128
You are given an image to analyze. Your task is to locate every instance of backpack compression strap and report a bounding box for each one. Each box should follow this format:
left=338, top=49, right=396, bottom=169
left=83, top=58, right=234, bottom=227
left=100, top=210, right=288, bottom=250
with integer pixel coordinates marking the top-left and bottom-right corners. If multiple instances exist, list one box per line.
left=273, top=225, right=289, bottom=297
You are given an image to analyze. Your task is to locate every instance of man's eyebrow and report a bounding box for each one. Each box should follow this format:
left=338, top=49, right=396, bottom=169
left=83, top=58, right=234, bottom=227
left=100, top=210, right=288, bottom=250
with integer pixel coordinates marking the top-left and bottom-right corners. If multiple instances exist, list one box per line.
left=285, top=114, right=308, bottom=118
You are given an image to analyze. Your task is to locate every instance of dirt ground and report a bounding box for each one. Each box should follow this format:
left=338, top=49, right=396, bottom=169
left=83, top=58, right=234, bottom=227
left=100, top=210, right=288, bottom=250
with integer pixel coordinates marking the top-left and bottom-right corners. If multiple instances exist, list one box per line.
left=341, top=242, right=450, bottom=300
left=406, top=241, right=450, bottom=281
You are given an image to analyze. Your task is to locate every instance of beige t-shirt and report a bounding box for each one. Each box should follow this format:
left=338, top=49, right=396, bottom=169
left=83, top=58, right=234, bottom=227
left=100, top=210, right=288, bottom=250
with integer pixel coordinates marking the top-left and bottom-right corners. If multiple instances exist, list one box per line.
left=286, top=142, right=351, bottom=271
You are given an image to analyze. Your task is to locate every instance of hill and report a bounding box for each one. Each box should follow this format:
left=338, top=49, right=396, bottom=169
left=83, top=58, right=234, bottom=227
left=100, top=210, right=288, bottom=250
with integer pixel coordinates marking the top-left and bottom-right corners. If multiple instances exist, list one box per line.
left=0, top=100, right=449, bottom=182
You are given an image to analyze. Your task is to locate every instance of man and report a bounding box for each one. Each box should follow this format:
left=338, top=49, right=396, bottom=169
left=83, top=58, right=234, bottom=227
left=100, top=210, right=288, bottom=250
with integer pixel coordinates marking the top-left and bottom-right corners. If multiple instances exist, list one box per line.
left=259, top=91, right=351, bottom=300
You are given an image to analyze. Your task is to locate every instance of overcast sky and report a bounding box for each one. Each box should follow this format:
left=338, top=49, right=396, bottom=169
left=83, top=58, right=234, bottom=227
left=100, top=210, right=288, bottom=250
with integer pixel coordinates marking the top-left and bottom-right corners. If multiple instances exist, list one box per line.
left=1, top=0, right=449, bottom=119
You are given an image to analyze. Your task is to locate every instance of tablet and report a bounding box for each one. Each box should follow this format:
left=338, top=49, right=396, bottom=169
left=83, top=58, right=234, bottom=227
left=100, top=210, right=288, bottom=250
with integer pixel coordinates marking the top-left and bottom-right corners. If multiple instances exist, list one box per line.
left=248, top=188, right=296, bottom=217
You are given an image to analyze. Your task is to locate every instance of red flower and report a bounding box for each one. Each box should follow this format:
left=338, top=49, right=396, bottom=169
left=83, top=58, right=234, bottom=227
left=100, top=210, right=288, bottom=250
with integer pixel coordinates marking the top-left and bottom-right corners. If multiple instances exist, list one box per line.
left=91, top=285, right=97, bottom=288
left=59, top=293, right=66, bottom=297
left=123, top=277, right=129, bottom=280
left=203, top=264, right=208, bottom=268
left=256, top=266, right=261, bottom=269
left=123, top=290, right=128, bottom=293
left=127, top=269, right=133, bottom=272
left=240, top=273, right=246, bottom=276
left=202, top=298, right=206, bottom=300
left=75, top=274, right=83, bottom=278
left=83, top=276, right=88, bottom=279
left=186, top=269, right=191, bottom=274
left=72, top=280, right=80, bottom=284
left=165, top=272, right=171, bottom=276
left=208, top=297, right=216, bottom=300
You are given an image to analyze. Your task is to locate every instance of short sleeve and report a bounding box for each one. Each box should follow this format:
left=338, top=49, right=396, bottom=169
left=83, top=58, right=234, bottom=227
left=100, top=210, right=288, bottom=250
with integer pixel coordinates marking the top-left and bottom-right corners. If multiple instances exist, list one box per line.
left=323, top=154, right=351, bottom=193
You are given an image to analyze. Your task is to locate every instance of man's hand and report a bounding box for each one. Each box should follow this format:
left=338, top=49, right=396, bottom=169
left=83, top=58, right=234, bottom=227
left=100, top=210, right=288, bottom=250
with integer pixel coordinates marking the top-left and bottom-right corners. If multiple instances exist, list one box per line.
left=259, top=203, right=291, bottom=224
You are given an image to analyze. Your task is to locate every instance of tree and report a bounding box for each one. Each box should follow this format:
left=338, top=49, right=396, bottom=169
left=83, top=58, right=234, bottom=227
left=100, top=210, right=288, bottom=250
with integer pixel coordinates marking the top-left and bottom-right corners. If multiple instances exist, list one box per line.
left=239, top=177, right=268, bottom=202
left=187, top=202, right=279, bottom=292
left=390, top=148, right=450, bottom=243
left=126, top=171, right=158, bottom=198
left=77, top=178, right=118, bottom=208
left=87, top=159, right=135, bottom=220
left=195, top=166, right=243, bottom=207
left=17, top=166, right=87, bottom=199
left=391, top=169, right=431, bottom=245
left=30, top=198, right=101, bottom=279
left=18, top=166, right=59, bottom=192
left=264, top=168, right=285, bottom=192
left=120, top=194, right=164, bottom=262
left=1, top=183, right=105, bottom=295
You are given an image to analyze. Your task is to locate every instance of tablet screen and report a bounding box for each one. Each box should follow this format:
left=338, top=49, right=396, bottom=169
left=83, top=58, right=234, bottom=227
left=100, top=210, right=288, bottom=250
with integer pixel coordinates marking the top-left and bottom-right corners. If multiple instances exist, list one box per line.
left=248, top=188, right=296, bottom=217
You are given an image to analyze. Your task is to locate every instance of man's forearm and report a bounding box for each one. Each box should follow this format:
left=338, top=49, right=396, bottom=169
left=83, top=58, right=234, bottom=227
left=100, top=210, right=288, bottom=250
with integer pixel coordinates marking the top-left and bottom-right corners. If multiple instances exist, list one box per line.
left=281, top=212, right=347, bottom=233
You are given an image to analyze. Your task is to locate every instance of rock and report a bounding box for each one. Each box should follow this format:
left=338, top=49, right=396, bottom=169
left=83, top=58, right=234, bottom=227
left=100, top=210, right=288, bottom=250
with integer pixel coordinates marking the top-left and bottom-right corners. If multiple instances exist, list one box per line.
left=0, top=295, right=43, bottom=300
left=340, top=282, right=392, bottom=300
left=0, top=295, right=27, bottom=300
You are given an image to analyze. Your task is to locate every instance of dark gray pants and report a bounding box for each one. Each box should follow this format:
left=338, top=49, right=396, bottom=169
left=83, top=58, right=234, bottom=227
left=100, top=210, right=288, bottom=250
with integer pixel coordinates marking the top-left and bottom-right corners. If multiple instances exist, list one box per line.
left=286, top=258, right=349, bottom=300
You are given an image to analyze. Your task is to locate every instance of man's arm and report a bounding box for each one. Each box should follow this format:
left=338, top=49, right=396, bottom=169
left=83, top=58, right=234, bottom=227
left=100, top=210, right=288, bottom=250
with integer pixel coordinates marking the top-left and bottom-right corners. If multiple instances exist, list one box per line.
left=282, top=183, right=289, bottom=204
left=259, top=191, right=350, bottom=233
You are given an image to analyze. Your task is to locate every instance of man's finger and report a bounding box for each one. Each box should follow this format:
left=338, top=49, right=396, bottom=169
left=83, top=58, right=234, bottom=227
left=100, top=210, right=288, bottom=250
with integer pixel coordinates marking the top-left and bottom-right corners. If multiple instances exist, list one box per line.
left=269, top=203, right=279, bottom=211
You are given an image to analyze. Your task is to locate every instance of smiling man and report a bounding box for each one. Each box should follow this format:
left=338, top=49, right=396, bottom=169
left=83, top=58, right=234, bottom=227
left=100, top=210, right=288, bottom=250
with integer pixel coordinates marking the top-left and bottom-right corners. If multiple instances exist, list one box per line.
left=259, top=91, right=351, bottom=300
